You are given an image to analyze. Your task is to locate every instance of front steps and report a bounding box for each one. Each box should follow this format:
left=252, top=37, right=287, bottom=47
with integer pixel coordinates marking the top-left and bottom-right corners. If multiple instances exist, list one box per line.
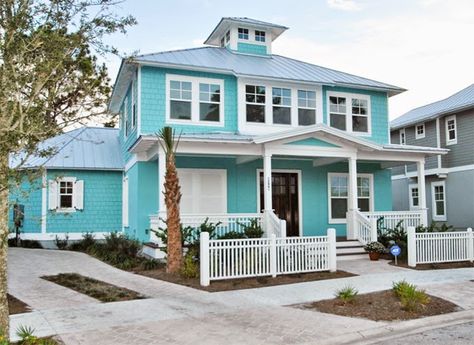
left=336, top=240, right=367, bottom=261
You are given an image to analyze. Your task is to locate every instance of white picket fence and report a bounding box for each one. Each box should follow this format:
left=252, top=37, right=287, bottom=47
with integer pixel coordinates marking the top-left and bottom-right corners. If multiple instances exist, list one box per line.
left=407, top=226, right=474, bottom=267
left=200, top=229, right=337, bottom=286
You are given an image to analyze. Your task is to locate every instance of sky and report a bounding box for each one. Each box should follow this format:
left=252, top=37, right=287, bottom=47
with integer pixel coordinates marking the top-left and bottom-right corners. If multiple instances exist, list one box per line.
left=102, top=0, right=474, bottom=120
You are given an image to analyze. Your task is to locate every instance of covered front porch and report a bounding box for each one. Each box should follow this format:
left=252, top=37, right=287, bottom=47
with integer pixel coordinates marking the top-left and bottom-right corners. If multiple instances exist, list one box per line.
left=131, top=125, right=445, bottom=244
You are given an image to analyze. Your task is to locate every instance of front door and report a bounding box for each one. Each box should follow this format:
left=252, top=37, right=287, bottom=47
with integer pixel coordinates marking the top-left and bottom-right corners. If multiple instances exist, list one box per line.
left=260, top=172, right=300, bottom=236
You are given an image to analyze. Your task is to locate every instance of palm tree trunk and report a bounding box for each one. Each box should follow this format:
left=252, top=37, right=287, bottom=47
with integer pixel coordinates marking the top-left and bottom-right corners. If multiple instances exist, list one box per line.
left=165, top=154, right=182, bottom=273
left=0, top=154, right=9, bottom=335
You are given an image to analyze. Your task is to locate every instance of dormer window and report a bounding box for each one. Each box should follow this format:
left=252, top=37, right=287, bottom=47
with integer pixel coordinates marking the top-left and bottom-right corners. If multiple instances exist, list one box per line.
left=225, top=30, right=230, bottom=43
left=255, top=30, right=265, bottom=42
left=220, top=37, right=225, bottom=47
left=238, top=28, right=249, bottom=40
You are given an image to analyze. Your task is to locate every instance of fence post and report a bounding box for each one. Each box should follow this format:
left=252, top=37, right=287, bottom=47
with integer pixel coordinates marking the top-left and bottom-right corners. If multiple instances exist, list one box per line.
left=370, top=217, right=378, bottom=242
left=270, top=234, right=277, bottom=277
left=327, top=228, right=337, bottom=272
left=468, top=228, right=473, bottom=263
left=200, top=231, right=210, bottom=286
left=407, top=226, right=416, bottom=268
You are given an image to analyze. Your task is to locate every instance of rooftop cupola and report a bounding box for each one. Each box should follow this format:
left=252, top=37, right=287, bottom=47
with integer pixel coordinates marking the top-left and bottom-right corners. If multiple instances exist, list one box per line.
left=204, top=17, right=288, bottom=56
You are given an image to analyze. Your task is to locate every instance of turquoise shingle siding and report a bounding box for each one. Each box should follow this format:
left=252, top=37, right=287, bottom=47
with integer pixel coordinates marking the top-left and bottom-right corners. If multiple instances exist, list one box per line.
left=46, top=170, right=122, bottom=233
left=124, top=161, right=158, bottom=242
left=322, top=86, right=389, bottom=144
left=140, top=66, right=238, bottom=134
left=236, top=42, right=267, bottom=55
left=119, top=77, right=138, bottom=164
left=8, top=176, right=43, bottom=233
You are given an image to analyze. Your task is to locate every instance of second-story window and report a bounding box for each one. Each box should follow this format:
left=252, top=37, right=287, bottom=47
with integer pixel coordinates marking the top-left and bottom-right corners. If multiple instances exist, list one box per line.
left=399, top=128, right=406, bottom=145
left=131, top=80, right=137, bottom=129
left=255, top=30, right=265, bottom=42
left=351, top=98, right=369, bottom=133
left=170, top=80, right=192, bottom=120
left=329, top=96, right=347, bottom=131
left=246, top=85, right=265, bottom=123
left=199, top=83, right=220, bottom=122
left=298, top=90, right=316, bottom=126
left=238, top=28, right=249, bottom=40
left=415, top=123, right=425, bottom=139
left=272, top=88, right=291, bottom=125
left=225, top=30, right=230, bottom=43
left=445, top=115, right=457, bottom=145
left=124, top=96, right=129, bottom=137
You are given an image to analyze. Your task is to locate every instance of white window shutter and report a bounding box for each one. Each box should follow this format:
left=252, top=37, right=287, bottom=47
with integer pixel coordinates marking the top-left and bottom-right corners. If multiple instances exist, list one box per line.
left=74, top=180, right=84, bottom=210
left=48, top=180, right=58, bottom=210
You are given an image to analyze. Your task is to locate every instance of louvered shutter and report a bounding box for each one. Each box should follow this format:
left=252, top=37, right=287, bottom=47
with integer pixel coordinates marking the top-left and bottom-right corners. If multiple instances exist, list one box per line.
left=48, top=180, right=58, bottom=210
left=74, top=180, right=84, bottom=210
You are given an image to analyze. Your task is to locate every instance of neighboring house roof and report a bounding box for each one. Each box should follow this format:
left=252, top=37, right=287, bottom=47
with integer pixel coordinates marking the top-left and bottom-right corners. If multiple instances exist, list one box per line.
left=391, top=83, right=474, bottom=130
left=10, top=127, right=123, bottom=171
left=110, top=47, right=405, bottom=113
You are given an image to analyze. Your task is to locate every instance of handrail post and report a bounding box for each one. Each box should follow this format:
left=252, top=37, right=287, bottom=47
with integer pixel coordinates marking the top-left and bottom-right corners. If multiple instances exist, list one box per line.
left=327, top=228, right=337, bottom=272
left=280, top=219, right=286, bottom=238
left=407, top=226, right=416, bottom=268
left=370, top=217, right=378, bottom=242
left=200, top=231, right=210, bottom=286
left=270, top=234, right=277, bottom=277
left=468, top=228, right=473, bottom=263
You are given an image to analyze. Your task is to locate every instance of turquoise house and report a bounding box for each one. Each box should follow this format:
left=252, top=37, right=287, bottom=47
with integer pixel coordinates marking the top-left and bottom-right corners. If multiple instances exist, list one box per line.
left=10, top=17, right=446, bottom=248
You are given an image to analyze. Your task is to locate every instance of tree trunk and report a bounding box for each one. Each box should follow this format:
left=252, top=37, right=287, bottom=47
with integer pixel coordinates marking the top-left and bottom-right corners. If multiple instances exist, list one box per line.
left=0, top=155, right=9, bottom=335
left=165, top=154, right=182, bottom=274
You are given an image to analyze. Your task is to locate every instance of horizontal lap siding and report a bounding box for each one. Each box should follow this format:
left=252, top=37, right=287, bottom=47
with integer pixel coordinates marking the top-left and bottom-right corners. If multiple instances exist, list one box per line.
left=440, top=110, right=474, bottom=168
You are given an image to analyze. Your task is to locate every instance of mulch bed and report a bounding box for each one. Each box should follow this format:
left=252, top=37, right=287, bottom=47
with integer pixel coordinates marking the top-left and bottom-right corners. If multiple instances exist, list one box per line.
left=8, top=294, right=31, bottom=315
left=42, top=273, right=146, bottom=302
left=136, top=268, right=356, bottom=292
left=298, top=290, right=460, bottom=321
left=389, top=260, right=474, bottom=270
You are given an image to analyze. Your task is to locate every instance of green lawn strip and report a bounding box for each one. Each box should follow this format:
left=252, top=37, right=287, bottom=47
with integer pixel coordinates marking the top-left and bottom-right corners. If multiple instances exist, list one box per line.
left=42, top=273, right=145, bottom=302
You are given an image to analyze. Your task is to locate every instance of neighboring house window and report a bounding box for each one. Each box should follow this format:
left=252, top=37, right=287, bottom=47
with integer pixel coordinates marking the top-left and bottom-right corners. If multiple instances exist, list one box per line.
left=431, top=181, right=446, bottom=221
left=169, top=80, right=192, bottom=120
left=297, top=90, right=316, bottom=126
left=59, top=180, right=74, bottom=209
left=246, top=84, right=266, bottom=123
left=48, top=178, right=84, bottom=212
left=238, top=28, right=249, bottom=40
left=225, top=30, right=230, bottom=43
left=409, top=184, right=419, bottom=209
left=124, top=96, right=129, bottom=137
left=328, top=173, right=373, bottom=223
left=328, top=92, right=371, bottom=134
left=255, top=30, right=265, bottom=42
left=272, top=87, right=291, bottom=125
left=199, top=83, right=220, bottom=122
left=445, top=115, right=457, bottom=145
left=415, top=123, right=425, bottom=139
left=399, top=128, right=406, bottom=145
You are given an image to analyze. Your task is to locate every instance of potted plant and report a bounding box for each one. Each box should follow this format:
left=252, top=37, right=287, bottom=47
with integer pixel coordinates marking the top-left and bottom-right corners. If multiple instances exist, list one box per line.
left=364, top=241, right=386, bottom=261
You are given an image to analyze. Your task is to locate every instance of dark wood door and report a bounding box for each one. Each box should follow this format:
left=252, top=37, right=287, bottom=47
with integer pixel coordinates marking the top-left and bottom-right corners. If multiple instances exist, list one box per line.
left=260, top=172, right=299, bottom=237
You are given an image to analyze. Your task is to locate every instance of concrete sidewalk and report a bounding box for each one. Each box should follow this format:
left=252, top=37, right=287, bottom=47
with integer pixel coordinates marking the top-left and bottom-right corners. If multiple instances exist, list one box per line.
left=8, top=248, right=474, bottom=344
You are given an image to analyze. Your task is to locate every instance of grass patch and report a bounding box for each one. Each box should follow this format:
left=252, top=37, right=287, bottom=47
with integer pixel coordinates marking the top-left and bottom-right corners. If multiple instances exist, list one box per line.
left=8, top=294, right=31, bottom=315
left=42, top=273, right=145, bottom=303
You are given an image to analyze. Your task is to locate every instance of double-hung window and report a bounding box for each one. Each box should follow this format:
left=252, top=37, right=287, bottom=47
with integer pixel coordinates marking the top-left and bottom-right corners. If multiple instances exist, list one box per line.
left=59, top=180, right=74, bottom=209
left=272, top=88, right=291, bottom=125
left=445, top=115, right=457, bottom=145
left=431, top=181, right=446, bottom=221
left=409, top=184, right=419, bottom=210
left=170, top=80, right=192, bottom=120
left=238, top=28, right=249, bottom=40
left=328, top=92, right=371, bottom=134
left=329, top=96, right=347, bottom=131
left=225, top=30, right=230, bottom=43
left=297, top=90, right=316, bottom=125
left=199, top=83, right=221, bottom=122
left=131, top=80, right=137, bottom=129
left=399, top=128, right=406, bottom=145
left=255, top=30, right=265, bottom=42
left=415, top=123, right=425, bottom=139
left=246, top=85, right=266, bottom=123
left=124, top=96, right=129, bottom=137
left=351, top=98, right=369, bottom=132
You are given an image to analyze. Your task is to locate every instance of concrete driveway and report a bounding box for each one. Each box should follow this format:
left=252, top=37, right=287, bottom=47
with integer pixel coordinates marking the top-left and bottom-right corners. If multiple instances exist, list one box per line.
left=8, top=248, right=474, bottom=344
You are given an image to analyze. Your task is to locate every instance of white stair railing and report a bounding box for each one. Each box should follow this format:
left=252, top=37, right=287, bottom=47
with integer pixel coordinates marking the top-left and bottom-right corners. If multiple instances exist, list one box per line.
left=265, top=211, right=286, bottom=237
left=353, top=210, right=377, bottom=245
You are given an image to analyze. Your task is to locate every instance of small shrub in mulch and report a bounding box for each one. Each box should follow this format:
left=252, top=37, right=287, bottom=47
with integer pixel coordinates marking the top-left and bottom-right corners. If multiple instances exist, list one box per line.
left=136, top=269, right=356, bottom=292
left=42, top=273, right=145, bottom=303
left=298, top=288, right=460, bottom=321
left=8, top=294, right=31, bottom=315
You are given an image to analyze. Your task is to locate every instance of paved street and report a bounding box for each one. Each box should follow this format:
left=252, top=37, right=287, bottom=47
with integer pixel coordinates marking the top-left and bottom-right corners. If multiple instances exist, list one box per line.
left=8, top=248, right=474, bottom=344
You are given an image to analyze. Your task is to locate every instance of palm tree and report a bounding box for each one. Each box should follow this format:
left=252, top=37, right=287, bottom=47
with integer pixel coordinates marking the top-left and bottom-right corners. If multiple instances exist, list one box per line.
left=157, top=127, right=182, bottom=273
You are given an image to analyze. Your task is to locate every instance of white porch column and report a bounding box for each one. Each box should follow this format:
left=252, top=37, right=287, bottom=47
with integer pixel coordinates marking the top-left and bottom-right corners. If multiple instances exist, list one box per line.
left=263, top=152, right=273, bottom=213
left=158, top=147, right=167, bottom=220
left=417, top=160, right=428, bottom=225
left=347, top=156, right=358, bottom=240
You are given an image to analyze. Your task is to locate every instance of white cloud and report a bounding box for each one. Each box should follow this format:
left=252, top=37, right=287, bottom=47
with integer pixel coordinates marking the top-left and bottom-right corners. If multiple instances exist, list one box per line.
left=327, top=0, right=361, bottom=11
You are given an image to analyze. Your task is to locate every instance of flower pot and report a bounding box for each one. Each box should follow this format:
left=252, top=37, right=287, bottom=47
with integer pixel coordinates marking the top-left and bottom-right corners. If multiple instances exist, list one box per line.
left=368, top=252, right=380, bottom=261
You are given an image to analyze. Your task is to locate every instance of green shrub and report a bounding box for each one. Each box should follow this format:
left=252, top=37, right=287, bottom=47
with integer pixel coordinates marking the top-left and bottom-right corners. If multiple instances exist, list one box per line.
left=151, top=220, right=194, bottom=253
left=69, top=233, right=96, bottom=251
left=54, top=234, right=69, bottom=250
left=392, top=280, right=430, bottom=312
left=363, top=241, right=386, bottom=253
left=217, top=231, right=246, bottom=240
left=240, top=218, right=264, bottom=238
left=416, top=221, right=454, bottom=233
left=335, top=285, right=358, bottom=304
left=181, top=248, right=199, bottom=278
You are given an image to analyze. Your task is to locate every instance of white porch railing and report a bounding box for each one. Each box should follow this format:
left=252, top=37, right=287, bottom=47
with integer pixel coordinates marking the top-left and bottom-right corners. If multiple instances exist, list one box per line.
left=199, top=229, right=337, bottom=286
left=362, top=210, right=426, bottom=232
left=265, top=211, right=287, bottom=237
left=408, top=227, right=474, bottom=267
left=352, top=210, right=376, bottom=245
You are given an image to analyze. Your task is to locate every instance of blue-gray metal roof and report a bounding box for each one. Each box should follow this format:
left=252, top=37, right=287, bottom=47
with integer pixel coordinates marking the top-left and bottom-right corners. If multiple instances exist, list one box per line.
left=10, top=127, right=123, bottom=170
left=391, top=83, right=474, bottom=129
left=134, top=47, right=404, bottom=94
left=222, top=17, right=288, bottom=29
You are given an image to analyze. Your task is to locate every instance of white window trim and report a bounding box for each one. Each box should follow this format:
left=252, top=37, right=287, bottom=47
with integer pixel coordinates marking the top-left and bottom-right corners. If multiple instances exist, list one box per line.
left=399, top=128, right=406, bottom=145
left=237, top=77, right=323, bottom=135
left=297, top=89, right=317, bottom=126
left=272, top=87, right=292, bottom=126
left=327, top=173, right=374, bottom=224
left=124, top=96, right=129, bottom=138
left=131, top=79, right=136, bottom=130
left=56, top=177, right=77, bottom=213
left=409, top=183, right=420, bottom=210
left=431, top=181, right=447, bottom=221
left=165, top=74, right=225, bottom=127
left=415, top=123, right=425, bottom=139
left=445, top=115, right=457, bottom=145
left=326, top=91, right=372, bottom=137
